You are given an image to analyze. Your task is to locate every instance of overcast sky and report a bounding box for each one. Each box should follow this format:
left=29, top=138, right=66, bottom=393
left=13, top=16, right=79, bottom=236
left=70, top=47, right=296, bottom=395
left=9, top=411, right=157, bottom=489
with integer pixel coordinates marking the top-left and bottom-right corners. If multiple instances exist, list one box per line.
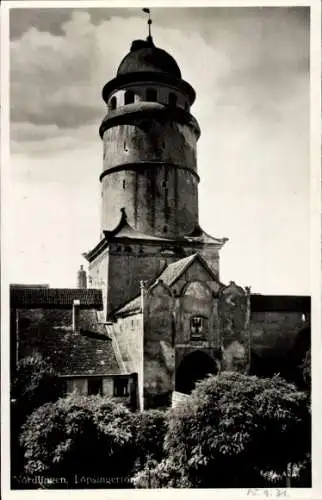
left=8, top=6, right=310, bottom=294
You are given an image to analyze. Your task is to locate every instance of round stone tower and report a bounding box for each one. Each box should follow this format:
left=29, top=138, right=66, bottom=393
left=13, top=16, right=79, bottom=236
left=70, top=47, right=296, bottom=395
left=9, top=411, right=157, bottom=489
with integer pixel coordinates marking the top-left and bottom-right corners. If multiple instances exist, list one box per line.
left=99, top=36, right=201, bottom=239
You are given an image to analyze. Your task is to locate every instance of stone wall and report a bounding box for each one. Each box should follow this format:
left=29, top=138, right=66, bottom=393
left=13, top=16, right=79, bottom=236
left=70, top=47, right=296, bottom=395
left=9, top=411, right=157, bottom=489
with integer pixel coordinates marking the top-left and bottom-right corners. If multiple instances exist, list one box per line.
left=100, top=98, right=199, bottom=238
left=88, top=248, right=109, bottom=316
left=102, top=119, right=197, bottom=173
left=249, top=310, right=309, bottom=382
left=143, top=281, right=174, bottom=408
left=142, top=260, right=224, bottom=407
left=250, top=311, right=307, bottom=354
left=101, top=164, right=199, bottom=238
left=65, top=375, right=137, bottom=409
left=107, top=242, right=167, bottom=314
left=66, top=377, right=88, bottom=395
left=107, top=313, right=144, bottom=409
left=89, top=241, right=220, bottom=317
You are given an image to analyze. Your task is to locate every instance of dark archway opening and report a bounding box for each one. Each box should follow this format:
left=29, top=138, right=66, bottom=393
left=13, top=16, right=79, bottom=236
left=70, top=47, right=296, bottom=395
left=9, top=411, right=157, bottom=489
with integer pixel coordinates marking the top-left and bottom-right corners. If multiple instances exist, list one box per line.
left=175, top=350, right=218, bottom=395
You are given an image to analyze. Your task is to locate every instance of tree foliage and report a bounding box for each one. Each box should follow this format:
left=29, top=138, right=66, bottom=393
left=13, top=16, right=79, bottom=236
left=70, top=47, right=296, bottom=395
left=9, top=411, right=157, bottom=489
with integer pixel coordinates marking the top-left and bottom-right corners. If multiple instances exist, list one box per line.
left=133, top=372, right=311, bottom=488
left=20, top=394, right=136, bottom=488
left=11, top=353, right=63, bottom=486
left=132, top=409, right=167, bottom=469
left=11, top=352, right=62, bottom=419
left=301, top=349, right=311, bottom=388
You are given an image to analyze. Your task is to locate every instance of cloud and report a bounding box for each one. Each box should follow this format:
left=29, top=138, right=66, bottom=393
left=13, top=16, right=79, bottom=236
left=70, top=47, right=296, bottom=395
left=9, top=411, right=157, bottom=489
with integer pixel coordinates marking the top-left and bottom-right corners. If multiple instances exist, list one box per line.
left=10, top=8, right=309, bottom=130
left=8, top=8, right=310, bottom=292
left=10, top=121, right=100, bottom=157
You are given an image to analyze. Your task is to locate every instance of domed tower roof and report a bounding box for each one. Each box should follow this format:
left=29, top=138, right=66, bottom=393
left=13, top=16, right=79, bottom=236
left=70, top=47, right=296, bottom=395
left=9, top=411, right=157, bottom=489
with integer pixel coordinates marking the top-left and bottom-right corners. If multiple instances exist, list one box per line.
left=117, top=39, right=182, bottom=79
left=102, top=35, right=196, bottom=105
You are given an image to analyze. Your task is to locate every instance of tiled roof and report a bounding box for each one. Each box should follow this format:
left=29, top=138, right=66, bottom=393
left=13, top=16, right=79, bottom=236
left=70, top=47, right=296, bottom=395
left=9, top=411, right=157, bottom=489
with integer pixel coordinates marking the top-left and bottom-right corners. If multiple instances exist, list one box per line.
left=115, top=291, right=311, bottom=318
left=156, top=254, right=197, bottom=286
left=10, top=287, right=103, bottom=310
left=10, top=284, right=49, bottom=289
left=184, top=225, right=228, bottom=246
left=106, top=222, right=172, bottom=241
left=250, top=294, right=310, bottom=313
left=17, top=308, right=120, bottom=376
left=115, top=296, right=142, bottom=316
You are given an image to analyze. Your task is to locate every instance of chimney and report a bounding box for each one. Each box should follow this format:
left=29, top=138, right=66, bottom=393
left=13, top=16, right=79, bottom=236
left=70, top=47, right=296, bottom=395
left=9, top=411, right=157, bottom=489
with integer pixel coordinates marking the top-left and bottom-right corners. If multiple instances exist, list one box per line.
left=72, top=299, right=80, bottom=334
left=77, top=265, right=87, bottom=289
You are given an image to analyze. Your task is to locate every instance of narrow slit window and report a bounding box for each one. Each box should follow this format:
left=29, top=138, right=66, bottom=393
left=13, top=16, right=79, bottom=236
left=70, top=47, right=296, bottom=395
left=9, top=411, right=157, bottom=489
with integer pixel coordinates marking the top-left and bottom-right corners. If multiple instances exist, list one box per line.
left=109, top=96, right=117, bottom=110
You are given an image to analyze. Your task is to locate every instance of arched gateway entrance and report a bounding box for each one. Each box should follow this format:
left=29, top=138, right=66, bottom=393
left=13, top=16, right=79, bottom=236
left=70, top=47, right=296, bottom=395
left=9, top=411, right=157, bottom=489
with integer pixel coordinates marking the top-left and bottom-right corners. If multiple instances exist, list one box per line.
left=175, top=350, right=218, bottom=395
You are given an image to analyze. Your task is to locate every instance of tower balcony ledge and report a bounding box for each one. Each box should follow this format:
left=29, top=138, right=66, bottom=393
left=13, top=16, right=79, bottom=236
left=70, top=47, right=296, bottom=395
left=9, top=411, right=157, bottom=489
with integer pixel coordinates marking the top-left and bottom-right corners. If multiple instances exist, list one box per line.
left=99, top=102, right=200, bottom=139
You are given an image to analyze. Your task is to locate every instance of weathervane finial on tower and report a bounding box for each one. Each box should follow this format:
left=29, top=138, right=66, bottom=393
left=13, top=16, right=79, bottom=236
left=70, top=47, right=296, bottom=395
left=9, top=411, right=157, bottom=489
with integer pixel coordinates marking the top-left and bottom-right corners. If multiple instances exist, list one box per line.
left=142, top=8, right=153, bottom=44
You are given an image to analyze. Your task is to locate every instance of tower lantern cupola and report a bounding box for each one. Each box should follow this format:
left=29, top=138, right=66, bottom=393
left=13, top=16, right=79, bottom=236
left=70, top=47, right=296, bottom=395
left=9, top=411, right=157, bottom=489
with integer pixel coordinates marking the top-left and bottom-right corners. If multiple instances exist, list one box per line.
left=99, top=20, right=201, bottom=239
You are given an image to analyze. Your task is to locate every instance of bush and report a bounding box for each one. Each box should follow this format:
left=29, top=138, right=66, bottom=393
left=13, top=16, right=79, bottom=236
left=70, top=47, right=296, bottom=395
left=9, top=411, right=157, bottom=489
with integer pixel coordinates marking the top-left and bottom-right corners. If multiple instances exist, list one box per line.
left=12, top=352, right=62, bottom=413
left=133, top=372, right=311, bottom=488
left=19, top=394, right=136, bottom=488
left=132, top=409, right=167, bottom=469
left=11, top=353, right=62, bottom=486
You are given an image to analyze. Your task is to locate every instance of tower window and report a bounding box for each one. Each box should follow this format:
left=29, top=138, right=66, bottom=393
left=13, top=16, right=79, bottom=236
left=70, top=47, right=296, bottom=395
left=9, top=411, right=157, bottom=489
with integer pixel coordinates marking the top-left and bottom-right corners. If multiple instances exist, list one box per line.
left=169, top=92, right=177, bottom=108
left=123, top=180, right=126, bottom=189
left=109, top=96, right=117, bottom=110
left=146, top=88, right=157, bottom=102
left=163, top=226, right=168, bottom=233
left=190, top=316, right=206, bottom=340
left=124, top=89, right=135, bottom=105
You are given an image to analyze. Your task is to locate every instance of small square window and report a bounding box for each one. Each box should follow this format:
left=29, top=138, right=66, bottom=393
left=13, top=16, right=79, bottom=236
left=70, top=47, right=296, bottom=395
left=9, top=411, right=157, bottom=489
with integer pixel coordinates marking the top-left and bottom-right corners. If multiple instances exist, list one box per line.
left=88, top=377, right=103, bottom=396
